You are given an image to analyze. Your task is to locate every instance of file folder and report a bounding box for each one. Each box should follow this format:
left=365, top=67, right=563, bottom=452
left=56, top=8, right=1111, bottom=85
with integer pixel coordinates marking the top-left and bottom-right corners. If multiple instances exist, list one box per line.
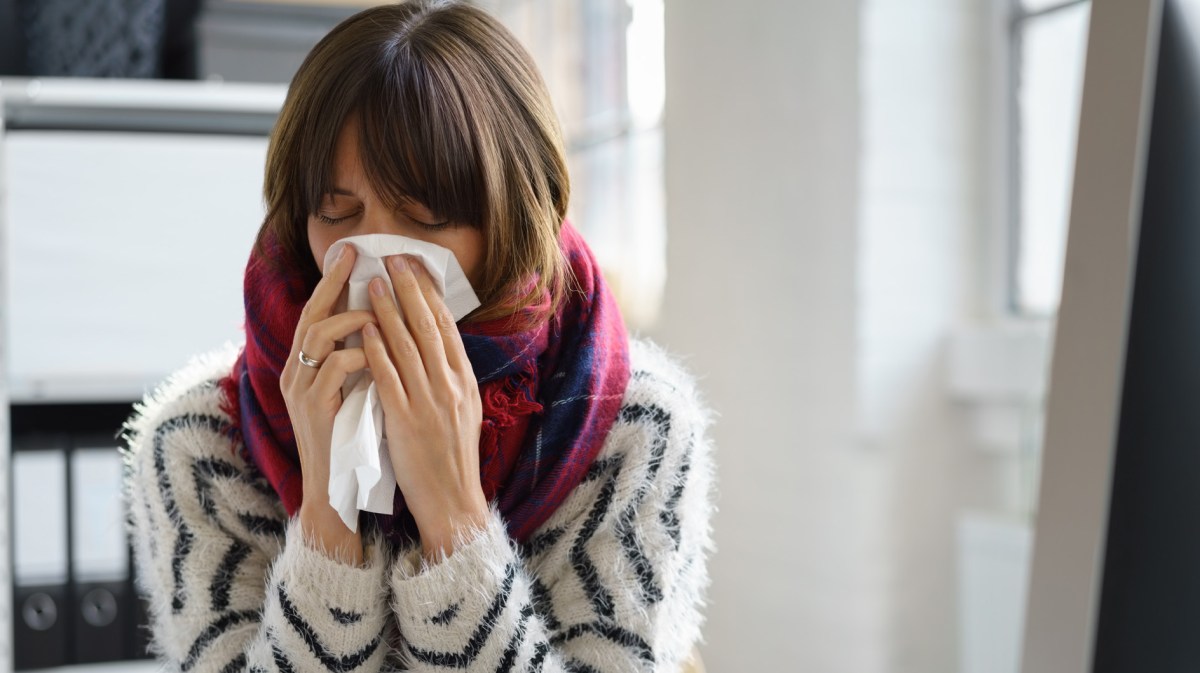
left=70, top=444, right=129, bottom=663
left=10, top=399, right=151, bottom=666
left=12, top=447, right=69, bottom=669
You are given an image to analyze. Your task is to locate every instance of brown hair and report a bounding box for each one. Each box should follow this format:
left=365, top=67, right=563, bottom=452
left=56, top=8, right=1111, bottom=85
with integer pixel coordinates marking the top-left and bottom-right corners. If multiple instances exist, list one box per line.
left=260, top=0, right=571, bottom=326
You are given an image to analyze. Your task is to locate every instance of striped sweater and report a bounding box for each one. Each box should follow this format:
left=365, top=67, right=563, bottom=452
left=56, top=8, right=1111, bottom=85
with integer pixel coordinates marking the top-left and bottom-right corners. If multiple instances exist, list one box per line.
left=122, top=337, right=715, bottom=672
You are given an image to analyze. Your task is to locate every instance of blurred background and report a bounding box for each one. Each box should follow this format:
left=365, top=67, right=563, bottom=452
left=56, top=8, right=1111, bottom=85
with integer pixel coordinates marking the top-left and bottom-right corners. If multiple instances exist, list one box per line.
left=0, top=0, right=1090, bottom=671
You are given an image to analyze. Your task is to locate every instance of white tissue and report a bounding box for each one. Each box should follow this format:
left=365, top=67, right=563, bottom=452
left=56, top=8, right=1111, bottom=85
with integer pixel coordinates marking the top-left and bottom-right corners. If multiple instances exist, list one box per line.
left=323, top=234, right=481, bottom=532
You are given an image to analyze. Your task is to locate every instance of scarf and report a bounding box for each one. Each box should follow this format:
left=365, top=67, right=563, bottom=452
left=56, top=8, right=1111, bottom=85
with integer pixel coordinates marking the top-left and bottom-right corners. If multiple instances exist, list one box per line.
left=219, top=221, right=630, bottom=543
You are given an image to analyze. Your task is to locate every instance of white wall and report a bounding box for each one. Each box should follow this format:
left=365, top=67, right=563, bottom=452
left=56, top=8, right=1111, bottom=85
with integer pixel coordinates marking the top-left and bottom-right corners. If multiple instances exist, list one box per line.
left=860, top=2, right=1015, bottom=672
left=658, top=2, right=1019, bottom=672
left=655, top=2, right=888, bottom=671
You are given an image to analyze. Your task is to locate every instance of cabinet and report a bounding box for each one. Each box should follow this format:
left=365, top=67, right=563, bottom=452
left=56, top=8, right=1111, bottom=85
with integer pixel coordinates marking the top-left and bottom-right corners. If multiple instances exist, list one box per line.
left=2, top=76, right=281, bottom=668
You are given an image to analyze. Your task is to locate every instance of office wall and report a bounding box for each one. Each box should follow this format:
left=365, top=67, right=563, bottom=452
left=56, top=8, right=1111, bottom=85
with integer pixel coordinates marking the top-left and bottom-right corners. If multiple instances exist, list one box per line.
left=656, top=2, right=887, bottom=671
left=658, top=1, right=1014, bottom=671
left=861, top=2, right=1009, bottom=672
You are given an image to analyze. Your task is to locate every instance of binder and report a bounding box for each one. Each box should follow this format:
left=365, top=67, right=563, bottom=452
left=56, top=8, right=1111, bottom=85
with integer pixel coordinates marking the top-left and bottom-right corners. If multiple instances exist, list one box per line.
left=10, top=403, right=152, bottom=667
left=70, top=444, right=129, bottom=663
left=12, top=447, right=69, bottom=669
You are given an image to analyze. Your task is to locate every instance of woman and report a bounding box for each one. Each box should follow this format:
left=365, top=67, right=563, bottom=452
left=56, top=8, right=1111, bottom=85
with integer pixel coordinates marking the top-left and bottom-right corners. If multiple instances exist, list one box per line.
left=122, top=2, right=714, bottom=671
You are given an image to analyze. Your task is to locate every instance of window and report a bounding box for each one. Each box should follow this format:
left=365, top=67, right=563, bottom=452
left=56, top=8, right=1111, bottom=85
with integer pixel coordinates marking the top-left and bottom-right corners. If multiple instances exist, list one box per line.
left=1012, top=0, right=1091, bottom=316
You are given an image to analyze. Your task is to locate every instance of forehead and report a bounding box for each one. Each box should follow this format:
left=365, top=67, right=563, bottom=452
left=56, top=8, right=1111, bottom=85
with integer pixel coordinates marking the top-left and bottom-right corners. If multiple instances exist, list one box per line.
left=323, top=117, right=433, bottom=214
left=329, top=118, right=365, bottom=185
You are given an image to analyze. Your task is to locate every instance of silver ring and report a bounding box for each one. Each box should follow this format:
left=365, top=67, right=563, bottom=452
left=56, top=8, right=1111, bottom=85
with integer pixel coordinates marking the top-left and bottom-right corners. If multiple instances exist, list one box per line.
left=298, top=350, right=323, bottom=368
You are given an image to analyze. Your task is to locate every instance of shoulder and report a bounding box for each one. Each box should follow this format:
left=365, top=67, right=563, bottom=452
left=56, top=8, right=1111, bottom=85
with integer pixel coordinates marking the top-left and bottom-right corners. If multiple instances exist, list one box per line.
left=605, top=337, right=715, bottom=473
left=122, top=342, right=242, bottom=457
left=531, top=337, right=716, bottom=543
left=623, top=336, right=713, bottom=431
left=122, top=343, right=287, bottom=546
left=120, top=343, right=273, bottom=513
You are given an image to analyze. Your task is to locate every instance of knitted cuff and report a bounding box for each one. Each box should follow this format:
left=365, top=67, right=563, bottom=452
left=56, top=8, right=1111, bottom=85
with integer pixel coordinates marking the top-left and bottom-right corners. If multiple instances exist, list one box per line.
left=263, top=517, right=392, bottom=660
left=389, top=507, right=522, bottom=650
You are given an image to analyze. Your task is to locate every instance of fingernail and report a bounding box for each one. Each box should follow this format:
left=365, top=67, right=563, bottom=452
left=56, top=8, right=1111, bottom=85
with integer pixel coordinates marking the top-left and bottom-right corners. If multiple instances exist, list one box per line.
left=390, top=255, right=407, bottom=272
left=370, top=277, right=385, bottom=297
left=363, top=322, right=378, bottom=338
left=337, top=245, right=349, bottom=261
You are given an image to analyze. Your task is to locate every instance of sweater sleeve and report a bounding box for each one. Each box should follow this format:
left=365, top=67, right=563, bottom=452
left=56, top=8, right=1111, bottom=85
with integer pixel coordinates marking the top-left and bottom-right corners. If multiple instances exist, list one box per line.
left=387, top=350, right=716, bottom=673
left=123, top=374, right=394, bottom=673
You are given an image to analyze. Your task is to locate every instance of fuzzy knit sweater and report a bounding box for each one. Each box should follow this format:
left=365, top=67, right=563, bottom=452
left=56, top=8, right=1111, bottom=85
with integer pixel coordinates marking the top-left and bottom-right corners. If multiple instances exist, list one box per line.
left=122, top=337, right=715, bottom=673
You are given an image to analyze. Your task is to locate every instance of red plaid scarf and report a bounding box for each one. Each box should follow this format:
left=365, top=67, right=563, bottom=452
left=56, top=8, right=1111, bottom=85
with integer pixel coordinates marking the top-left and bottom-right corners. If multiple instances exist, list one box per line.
left=219, top=222, right=630, bottom=543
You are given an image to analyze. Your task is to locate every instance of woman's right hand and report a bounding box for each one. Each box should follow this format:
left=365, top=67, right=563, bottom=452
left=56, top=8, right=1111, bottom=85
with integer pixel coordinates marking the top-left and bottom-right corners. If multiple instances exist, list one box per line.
left=279, top=244, right=376, bottom=564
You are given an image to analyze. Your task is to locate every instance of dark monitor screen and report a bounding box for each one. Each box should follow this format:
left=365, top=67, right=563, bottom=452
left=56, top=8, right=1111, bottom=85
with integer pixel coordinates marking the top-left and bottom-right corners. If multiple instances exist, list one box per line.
left=1021, top=0, right=1200, bottom=671
left=1092, top=0, right=1200, bottom=669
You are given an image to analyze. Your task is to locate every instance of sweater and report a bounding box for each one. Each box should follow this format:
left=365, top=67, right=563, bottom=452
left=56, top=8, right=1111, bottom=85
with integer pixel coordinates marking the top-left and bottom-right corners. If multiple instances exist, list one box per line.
left=122, top=337, right=716, bottom=673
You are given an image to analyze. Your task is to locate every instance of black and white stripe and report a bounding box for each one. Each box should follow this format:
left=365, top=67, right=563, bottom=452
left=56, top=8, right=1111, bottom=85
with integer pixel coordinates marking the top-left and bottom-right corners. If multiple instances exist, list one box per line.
left=125, top=338, right=714, bottom=672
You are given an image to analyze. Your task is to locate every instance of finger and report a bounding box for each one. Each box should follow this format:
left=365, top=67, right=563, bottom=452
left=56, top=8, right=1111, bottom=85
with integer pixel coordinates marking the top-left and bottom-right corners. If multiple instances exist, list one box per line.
left=406, top=256, right=473, bottom=376
left=297, top=309, right=376, bottom=372
left=284, top=309, right=374, bottom=391
left=386, top=255, right=450, bottom=381
left=292, top=244, right=358, bottom=352
left=308, top=348, right=368, bottom=407
left=367, top=274, right=430, bottom=399
left=361, top=322, right=406, bottom=408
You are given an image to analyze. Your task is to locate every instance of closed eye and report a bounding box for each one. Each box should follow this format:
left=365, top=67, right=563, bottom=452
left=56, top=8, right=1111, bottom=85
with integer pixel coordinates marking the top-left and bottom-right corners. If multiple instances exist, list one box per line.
left=314, top=208, right=456, bottom=230
left=414, top=219, right=456, bottom=231
left=316, top=211, right=356, bottom=225
left=398, top=201, right=454, bottom=231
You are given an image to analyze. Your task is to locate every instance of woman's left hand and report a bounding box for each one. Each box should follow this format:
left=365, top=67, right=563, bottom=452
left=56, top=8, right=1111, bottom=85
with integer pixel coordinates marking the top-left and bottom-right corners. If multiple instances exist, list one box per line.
left=363, top=254, right=488, bottom=561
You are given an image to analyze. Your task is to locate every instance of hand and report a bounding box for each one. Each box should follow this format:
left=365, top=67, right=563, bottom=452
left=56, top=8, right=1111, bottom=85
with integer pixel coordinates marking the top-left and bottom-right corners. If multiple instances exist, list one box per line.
left=280, top=244, right=376, bottom=563
left=363, top=254, right=488, bottom=562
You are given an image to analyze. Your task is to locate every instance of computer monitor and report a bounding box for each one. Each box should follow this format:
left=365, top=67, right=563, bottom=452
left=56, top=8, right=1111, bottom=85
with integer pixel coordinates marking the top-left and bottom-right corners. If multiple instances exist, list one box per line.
left=1021, top=0, right=1200, bottom=671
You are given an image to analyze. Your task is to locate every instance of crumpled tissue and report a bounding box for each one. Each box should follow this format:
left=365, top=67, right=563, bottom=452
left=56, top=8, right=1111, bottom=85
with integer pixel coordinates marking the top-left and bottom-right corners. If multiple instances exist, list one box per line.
left=322, top=234, right=481, bottom=532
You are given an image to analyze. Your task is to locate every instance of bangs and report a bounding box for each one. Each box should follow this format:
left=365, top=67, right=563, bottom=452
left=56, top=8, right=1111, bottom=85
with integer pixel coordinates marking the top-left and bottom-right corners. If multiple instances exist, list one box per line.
left=295, top=43, right=489, bottom=228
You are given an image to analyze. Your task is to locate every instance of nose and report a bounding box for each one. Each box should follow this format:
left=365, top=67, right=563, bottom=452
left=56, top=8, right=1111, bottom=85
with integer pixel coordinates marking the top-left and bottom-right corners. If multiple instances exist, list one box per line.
left=353, top=205, right=396, bottom=237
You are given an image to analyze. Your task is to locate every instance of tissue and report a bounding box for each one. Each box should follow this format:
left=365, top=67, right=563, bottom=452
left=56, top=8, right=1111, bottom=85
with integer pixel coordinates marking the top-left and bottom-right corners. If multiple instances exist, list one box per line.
left=322, top=234, right=481, bottom=532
